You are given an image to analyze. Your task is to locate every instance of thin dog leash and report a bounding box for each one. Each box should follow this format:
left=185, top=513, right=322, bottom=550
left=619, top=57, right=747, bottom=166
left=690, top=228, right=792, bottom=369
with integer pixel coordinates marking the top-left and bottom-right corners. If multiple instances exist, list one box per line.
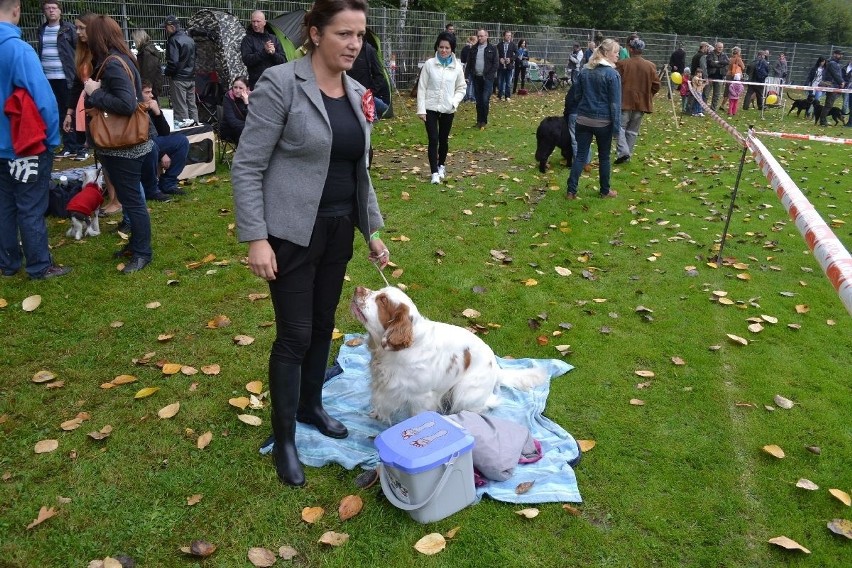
left=372, top=250, right=391, bottom=287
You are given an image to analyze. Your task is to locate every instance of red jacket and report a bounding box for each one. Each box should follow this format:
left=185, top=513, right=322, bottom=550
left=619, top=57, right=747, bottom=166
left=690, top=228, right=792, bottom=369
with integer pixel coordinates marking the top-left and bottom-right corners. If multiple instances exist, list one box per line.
left=66, top=183, right=104, bottom=216
left=3, top=88, right=47, bottom=156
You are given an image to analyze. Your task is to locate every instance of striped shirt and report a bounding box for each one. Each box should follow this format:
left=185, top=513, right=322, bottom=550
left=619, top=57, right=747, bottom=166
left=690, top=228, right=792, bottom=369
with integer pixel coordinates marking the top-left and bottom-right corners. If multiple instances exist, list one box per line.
left=41, top=25, right=64, bottom=80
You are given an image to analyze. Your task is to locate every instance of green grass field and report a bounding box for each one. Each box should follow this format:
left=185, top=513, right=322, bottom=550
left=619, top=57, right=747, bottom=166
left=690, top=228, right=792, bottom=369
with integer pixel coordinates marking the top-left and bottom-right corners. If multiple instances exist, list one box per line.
left=1, top=90, right=850, bottom=567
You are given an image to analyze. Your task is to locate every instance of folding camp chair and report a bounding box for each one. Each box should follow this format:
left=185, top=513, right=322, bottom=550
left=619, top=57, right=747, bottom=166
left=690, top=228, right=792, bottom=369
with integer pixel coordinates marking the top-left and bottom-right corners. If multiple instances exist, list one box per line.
left=195, top=72, right=224, bottom=127
left=215, top=105, right=237, bottom=168
left=527, top=62, right=544, bottom=92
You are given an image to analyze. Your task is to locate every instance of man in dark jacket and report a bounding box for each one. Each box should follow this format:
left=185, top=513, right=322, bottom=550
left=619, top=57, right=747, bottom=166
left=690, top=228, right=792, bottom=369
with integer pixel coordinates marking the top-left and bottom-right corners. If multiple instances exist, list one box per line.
left=37, top=1, right=79, bottom=157
left=163, top=14, right=197, bottom=128
left=669, top=44, right=686, bottom=73
left=818, top=49, right=845, bottom=127
left=140, top=81, right=189, bottom=201
left=496, top=30, right=517, bottom=101
left=468, top=28, right=498, bottom=129
left=744, top=50, right=770, bottom=110
left=240, top=11, right=285, bottom=89
left=706, top=42, right=729, bottom=110
left=347, top=41, right=390, bottom=114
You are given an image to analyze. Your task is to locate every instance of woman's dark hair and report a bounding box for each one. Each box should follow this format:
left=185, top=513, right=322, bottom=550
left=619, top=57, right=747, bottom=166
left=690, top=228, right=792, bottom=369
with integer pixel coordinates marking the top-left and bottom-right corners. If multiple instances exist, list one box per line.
left=233, top=75, right=248, bottom=87
left=813, top=56, right=826, bottom=68
left=433, top=31, right=455, bottom=52
left=87, top=15, right=137, bottom=67
left=302, top=0, right=368, bottom=52
left=517, top=39, right=527, bottom=48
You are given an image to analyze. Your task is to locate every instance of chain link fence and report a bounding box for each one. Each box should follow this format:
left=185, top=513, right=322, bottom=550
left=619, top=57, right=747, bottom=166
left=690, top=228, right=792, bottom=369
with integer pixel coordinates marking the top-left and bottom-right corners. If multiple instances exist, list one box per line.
left=21, top=1, right=851, bottom=92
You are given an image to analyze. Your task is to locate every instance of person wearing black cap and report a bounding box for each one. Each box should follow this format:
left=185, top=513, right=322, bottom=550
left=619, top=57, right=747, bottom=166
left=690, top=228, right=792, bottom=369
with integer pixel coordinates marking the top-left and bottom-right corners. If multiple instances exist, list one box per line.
left=818, top=49, right=844, bottom=127
left=614, top=37, right=659, bottom=165
left=162, top=14, right=197, bottom=128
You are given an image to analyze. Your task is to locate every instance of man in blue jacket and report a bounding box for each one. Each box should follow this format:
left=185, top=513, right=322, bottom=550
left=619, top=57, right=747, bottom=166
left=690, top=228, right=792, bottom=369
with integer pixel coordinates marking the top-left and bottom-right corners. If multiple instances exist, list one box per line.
left=36, top=1, right=79, bottom=158
left=0, top=0, right=70, bottom=279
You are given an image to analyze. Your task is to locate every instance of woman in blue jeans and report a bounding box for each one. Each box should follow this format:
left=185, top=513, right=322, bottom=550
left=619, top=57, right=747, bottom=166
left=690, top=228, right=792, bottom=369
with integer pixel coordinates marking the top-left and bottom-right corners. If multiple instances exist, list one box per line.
left=84, top=15, right=153, bottom=272
left=566, top=38, right=621, bottom=199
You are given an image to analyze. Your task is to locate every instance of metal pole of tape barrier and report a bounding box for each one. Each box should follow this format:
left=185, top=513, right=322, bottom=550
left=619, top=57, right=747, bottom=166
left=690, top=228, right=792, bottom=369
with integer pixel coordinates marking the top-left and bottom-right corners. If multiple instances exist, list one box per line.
left=716, top=127, right=752, bottom=266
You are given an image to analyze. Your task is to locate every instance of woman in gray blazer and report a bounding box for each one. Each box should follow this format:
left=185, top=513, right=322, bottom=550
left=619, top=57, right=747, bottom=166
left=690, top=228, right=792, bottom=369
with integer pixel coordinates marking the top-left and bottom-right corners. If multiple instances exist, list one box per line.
left=232, top=0, right=389, bottom=487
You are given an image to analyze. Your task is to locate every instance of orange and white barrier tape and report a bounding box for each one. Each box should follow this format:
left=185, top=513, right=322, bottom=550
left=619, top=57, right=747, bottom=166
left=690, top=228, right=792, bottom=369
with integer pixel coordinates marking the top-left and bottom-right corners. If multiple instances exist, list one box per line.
left=747, top=133, right=852, bottom=316
left=753, top=131, right=852, bottom=144
left=707, top=79, right=852, bottom=95
left=686, top=81, right=852, bottom=315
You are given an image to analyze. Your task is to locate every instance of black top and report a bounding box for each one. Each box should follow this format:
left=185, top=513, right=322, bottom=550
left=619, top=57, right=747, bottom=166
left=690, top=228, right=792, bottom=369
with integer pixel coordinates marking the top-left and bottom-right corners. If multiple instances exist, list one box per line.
left=319, top=92, right=365, bottom=217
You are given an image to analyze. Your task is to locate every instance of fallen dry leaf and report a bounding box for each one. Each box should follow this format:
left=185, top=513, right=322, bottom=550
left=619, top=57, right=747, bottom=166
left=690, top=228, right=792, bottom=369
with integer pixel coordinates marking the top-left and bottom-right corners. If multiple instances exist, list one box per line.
left=763, top=445, right=785, bottom=458
left=554, top=266, right=572, bottom=277
left=515, top=508, right=540, bottom=518
left=795, top=479, right=819, bottom=491
left=145, top=301, right=161, bottom=309
left=577, top=439, right=596, bottom=452
left=562, top=504, right=582, bottom=516
left=181, top=366, right=198, bottom=376
left=768, top=535, right=810, bottom=554
left=201, top=364, right=220, bottom=375
left=629, top=399, right=645, bottom=406
left=197, top=431, right=212, bottom=450
left=245, top=381, right=263, bottom=395
left=158, top=402, right=180, bottom=419
left=462, top=308, right=481, bottom=319
left=248, top=293, right=268, bottom=301
left=186, top=494, right=203, bottom=506
left=34, top=439, right=58, bottom=454
left=317, top=531, right=349, bottom=546
left=207, top=315, right=232, bottom=329
left=162, top=363, right=182, bottom=375
left=237, top=414, right=262, bottom=426
left=338, top=495, right=363, bottom=521
left=345, top=337, right=363, bottom=347
left=111, top=374, right=136, bottom=386
left=515, top=481, right=535, bottom=495
left=829, top=488, right=851, bottom=506
left=157, top=333, right=173, bottom=342
left=87, top=425, right=113, bottom=440
left=302, top=506, right=324, bottom=523
left=234, top=334, right=255, bottom=346
left=32, top=370, right=55, bottom=383
left=727, top=333, right=749, bottom=345
left=635, top=370, right=655, bottom=378
left=247, top=547, right=276, bottom=567
left=278, top=545, right=299, bottom=559
left=134, top=386, right=159, bottom=399
left=827, top=518, right=852, bottom=539
left=794, top=304, right=810, bottom=314
left=229, top=397, right=250, bottom=410
left=413, top=533, right=446, bottom=555
left=180, top=540, right=216, bottom=558
left=22, top=295, right=42, bottom=312
left=671, top=356, right=686, bottom=366
left=773, top=395, right=794, bottom=409
left=26, top=505, right=58, bottom=529
left=444, top=526, right=460, bottom=539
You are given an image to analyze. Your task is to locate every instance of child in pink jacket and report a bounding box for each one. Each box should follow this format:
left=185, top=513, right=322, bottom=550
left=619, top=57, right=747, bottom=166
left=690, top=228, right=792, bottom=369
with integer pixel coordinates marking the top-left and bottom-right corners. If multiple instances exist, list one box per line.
left=728, top=73, right=744, bottom=117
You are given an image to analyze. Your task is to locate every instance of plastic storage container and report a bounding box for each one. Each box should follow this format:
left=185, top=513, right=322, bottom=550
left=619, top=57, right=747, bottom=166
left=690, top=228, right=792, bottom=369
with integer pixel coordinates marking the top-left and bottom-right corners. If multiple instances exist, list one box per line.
left=375, top=411, right=476, bottom=523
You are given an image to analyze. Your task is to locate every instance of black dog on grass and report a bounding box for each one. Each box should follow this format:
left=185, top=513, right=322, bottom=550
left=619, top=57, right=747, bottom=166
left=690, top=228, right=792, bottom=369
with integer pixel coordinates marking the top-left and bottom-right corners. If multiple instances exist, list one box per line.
left=535, top=116, right=573, bottom=173
left=786, top=92, right=813, bottom=117
left=812, top=101, right=849, bottom=125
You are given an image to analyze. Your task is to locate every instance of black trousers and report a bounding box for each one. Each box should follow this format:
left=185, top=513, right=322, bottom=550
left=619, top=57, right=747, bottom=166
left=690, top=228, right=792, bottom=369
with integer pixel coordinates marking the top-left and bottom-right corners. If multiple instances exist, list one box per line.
left=268, top=215, right=354, bottom=365
left=424, top=110, right=454, bottom=173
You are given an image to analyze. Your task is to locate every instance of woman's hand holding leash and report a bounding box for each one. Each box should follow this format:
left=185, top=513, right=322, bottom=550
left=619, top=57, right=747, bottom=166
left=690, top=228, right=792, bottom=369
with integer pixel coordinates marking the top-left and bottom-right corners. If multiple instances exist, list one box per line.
left=248, top=239, right=278, bottom=281
left=368, top=238, right=390, bottom=269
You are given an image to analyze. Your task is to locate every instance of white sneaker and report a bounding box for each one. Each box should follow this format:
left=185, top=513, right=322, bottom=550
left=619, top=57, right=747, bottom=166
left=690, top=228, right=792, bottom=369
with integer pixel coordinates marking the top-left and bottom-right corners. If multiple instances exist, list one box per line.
left=438, top=165, right=446, bottom=179
left=430, top=172, right=441, bottom=184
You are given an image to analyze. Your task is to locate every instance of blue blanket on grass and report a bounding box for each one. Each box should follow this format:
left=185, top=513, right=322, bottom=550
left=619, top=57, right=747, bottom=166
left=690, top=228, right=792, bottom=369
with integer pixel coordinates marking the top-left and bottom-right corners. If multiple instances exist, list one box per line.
left=264, top=334, right=582, bottom=503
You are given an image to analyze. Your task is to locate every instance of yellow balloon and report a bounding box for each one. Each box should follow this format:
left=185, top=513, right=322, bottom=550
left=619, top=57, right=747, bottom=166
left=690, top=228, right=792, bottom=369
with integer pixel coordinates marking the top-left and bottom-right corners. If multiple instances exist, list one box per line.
left=670, top=72, right=683, bottom=85
left=766, top=94, right=778, bottom=105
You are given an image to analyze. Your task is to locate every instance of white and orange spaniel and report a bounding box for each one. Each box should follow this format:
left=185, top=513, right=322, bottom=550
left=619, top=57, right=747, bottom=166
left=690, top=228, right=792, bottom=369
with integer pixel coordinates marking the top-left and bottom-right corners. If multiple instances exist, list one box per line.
left=350, top=286, right=548, bottom=423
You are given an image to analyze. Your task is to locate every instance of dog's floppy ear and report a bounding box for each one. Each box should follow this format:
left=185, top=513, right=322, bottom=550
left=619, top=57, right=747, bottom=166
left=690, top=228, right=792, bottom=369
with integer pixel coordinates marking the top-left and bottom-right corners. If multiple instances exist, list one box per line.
left=380, top=300, right=413, bottom=351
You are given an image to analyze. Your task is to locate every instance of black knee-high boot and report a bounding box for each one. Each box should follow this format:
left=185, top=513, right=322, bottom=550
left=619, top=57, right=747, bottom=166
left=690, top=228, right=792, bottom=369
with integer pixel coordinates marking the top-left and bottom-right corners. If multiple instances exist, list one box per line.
left=268, top=360, right=305, bottom=486
left=296, top=341, right=348, bottom=439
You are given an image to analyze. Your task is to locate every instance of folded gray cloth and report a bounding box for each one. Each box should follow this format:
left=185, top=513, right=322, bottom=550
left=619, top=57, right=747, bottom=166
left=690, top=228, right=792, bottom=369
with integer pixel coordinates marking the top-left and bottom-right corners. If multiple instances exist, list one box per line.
left=446, top=411, right=542, bottom=481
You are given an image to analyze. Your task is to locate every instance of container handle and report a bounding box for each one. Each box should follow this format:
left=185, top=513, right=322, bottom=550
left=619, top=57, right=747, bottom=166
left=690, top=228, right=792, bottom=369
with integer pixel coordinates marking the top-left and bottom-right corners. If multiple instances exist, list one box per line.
left=379, top=453, right=458, bottom=511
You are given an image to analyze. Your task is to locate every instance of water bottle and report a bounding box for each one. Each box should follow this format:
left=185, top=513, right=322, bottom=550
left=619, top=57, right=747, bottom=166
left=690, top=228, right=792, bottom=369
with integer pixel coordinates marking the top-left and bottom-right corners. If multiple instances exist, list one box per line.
left=59, top=175, right=68, bottom=187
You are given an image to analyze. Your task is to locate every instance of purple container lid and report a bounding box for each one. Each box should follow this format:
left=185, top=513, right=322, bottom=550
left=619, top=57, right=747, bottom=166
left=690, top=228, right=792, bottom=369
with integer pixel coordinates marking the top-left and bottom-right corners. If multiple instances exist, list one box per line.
left=375, top=411, right=475, bottom=474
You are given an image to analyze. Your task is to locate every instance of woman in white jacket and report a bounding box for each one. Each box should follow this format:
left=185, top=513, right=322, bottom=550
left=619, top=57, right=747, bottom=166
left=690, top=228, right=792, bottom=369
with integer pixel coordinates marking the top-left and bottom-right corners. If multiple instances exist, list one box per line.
left=417, top=32, right=467, bottom=184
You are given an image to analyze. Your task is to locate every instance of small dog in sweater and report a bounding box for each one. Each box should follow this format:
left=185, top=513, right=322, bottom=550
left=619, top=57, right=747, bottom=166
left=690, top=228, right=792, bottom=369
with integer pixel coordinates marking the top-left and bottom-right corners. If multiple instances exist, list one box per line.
left=65, top=168, right=105, bottom=240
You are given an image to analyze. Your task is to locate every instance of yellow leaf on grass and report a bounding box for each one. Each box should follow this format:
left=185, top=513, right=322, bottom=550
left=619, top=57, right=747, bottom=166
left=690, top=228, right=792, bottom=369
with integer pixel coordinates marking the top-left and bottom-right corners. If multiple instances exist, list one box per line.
left=829, top=488, right=851, bottom=506
left=444, top=526, right=461, bottom=539
left=763, top=444, right=785, bottom=458
left=145, top=301, right=161, bottom=309
left=727, top=334, right=749, bottom=346
left=761, top=314, right=779, bottom=324
left=331, top=329, right=344, bottom=340
left=413, top=533, right=446, bottom=555
left=302, top=506, right=325, bottom=523
left=201, top=364, right=220, bottom=375
left=34, top=439, right=58, bottom=454
left=134, top=386, right=160, bottom=399
left=0, top=298, right=7, bottom=308
left=32, top=370, right=55, bottom=383
left=768, top=535, right=810, bottom=554
left=157, top=333, right=174, bottom=342
left=635, top=370, right=655, bottom=378
left=629, top=399, right=645, bottom=406
left=197, top=431, right=212, bottom=449
left=229, top=397, right=250, bottom=410
left=158, top=402, right=180, bottom=419
left=523, top=278, right=538, bottom=286
left=112, top=374, right=137, bottom=385
left=186, top=494, right=203, bottom=506
left=246, top=381, right=263, bottom=395
left=671, top=356, right=686, bottom=366
left=317, top=531, right=349, bottom=547
left=577, top=439, right=596, bottom=452
left=26, top=505, right=58, bottom=530
left=563, top=504, right=582, bottom=516
left=207, top=315, right=231, bottom=329
left=795, top=304, right=810, bottom=314
left=60, top=418, right=83, bottom=431
left=237, top=414, right=262, bottom=426
left=162, top=363, right=182, bottom=375
left=22, top=295, right=42, bottom=312
left=338, top=495, right=364, bottom=521
left=515, top=508, right=540, bottom=518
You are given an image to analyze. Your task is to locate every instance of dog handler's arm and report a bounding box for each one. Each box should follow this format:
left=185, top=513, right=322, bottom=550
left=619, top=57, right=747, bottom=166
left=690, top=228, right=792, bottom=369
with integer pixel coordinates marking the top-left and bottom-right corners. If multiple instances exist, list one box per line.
left=247, top=239, right=278, bottom=281
left=367, top=234, right=390, bottom=270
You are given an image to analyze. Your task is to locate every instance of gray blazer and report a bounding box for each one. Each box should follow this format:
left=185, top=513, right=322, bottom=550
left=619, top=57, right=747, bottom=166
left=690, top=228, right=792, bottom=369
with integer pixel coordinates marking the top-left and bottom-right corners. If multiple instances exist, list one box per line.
left=232, top=54, right=384, bottom=246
